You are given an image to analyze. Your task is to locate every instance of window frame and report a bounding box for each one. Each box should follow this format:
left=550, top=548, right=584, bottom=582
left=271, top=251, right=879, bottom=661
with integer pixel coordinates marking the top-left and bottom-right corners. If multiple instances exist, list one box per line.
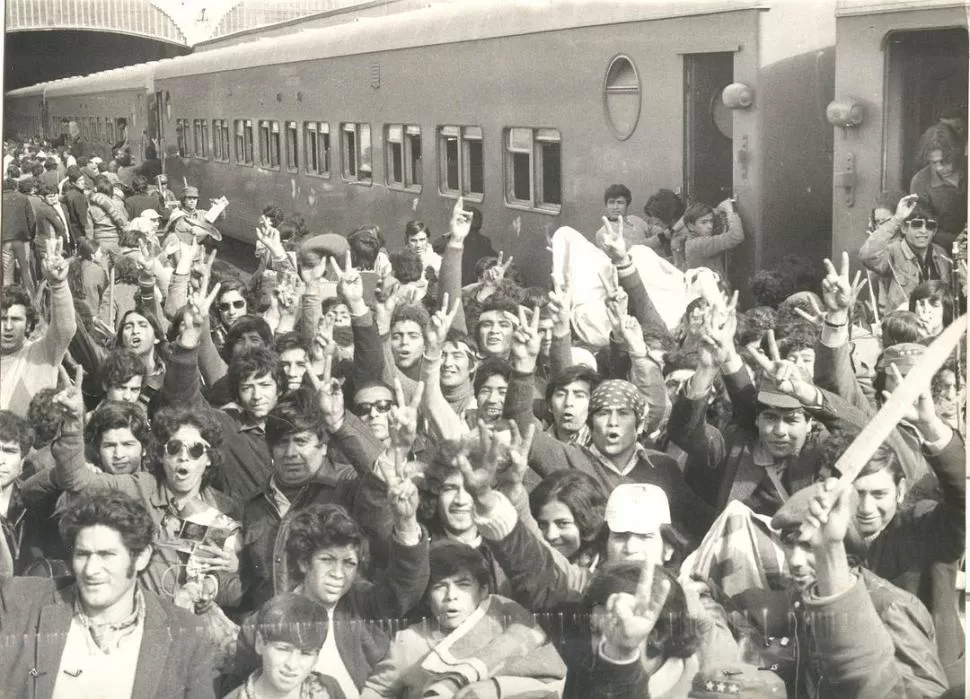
left=503, top=126, right=561, bottom=214
left=304, top=121, right=331, bottom=178
left=385, top=123, right=423, bottom=193
left=212, top=119, right=230, bottom=163
left=285, top=121, right=299, bottom=172
left=234, top=119, right=254, bottom=166
left=258, top=119, right=282, bottom=170
left=176, top=118, right=189, bottom=157
left=340, top=122, right=373, bottom=186
left=437, top=125, right=484, bottom=202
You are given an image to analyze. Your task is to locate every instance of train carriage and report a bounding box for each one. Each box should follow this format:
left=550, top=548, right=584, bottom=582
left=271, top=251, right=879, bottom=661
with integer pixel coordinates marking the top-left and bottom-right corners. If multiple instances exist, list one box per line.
left=828, top=0, right=968, bottom=261
left=6, top=0, right=965, bottom=292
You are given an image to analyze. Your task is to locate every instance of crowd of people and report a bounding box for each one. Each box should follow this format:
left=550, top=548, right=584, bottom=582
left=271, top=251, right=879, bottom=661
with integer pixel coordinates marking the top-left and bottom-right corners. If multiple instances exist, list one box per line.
left=0, top=115, right=966, bottom=699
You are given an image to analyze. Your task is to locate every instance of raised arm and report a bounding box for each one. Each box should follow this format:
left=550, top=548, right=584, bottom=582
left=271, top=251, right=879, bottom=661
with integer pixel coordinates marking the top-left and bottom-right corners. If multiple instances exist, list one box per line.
left=439, top=196, right=474, bottom=334
left=419, top=294, right=466, bottom=441
left=161, top=283, right=221, bottom=408
left=38, top=239, right=78, bottom=366
left=859, top=195, right=918, bottom=277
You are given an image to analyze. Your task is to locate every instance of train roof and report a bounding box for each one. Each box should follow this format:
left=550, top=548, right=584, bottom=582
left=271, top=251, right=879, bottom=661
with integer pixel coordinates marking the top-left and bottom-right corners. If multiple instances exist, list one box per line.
left=153, top=0, right=766, bottom=79
left=7, top=0, right=766, bottom=98
left=6, top=62, right=158, bottom=99
left=835, top=0, right=968, bottom=17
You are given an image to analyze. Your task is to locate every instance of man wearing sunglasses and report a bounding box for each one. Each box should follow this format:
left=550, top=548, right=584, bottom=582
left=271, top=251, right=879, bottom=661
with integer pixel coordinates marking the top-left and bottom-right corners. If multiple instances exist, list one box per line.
left=860, top=194, right=953, bottom=315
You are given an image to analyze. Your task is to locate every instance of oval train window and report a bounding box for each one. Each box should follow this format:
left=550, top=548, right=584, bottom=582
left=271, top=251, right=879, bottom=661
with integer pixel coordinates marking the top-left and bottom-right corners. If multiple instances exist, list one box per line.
left=603, top=55, right=641, bottom=141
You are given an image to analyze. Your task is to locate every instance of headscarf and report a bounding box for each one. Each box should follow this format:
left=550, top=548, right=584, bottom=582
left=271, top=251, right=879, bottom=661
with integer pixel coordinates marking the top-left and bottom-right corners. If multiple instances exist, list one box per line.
left=589, top=379, right=646, bottom=423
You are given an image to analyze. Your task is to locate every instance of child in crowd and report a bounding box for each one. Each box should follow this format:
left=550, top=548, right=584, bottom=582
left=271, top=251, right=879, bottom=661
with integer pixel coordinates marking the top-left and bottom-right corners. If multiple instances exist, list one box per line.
left=224, top=592, right=345, bottom=699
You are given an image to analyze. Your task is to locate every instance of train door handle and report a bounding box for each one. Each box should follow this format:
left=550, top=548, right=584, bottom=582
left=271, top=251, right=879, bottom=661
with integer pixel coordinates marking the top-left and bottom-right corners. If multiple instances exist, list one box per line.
left=833, top=152, right=855, bottom=207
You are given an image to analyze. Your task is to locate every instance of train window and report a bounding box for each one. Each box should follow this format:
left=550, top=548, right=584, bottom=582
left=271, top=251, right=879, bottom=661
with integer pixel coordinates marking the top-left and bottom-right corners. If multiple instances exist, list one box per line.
left=304, top=122, right=331, bottom=177
left=503, top=127, right=561, bottom=213
left=285, top=122, right=299, bottom=172
left=259, top=120, right=281, bottom=170
left=193, top=120, right=208, bottom=159
left=106, top=120, right=115, bottom=145
left=438, top=126, right=484, bottom=200
left=235, top=119, right=254, bottom=165
left=213, top=120, right=230, bottom=162
left=385, top=124, right=422, bottom=192
left=341, top=122, right=372, bottom=185
left=176, top=119, right=189, bottom=157
left=604, top=55, right=641, bottom=141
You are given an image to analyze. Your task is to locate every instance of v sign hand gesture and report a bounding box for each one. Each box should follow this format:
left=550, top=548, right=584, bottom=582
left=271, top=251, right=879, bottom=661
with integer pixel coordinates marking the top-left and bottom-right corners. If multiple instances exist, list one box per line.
left=748, top=329, right=819, bottom=406
left=306, top=353, right=345, bottom=433
left=600, top=560, right=672, bottom=660
left=179, top=283, right=221, bottom=349
left=331, top=250, right=366, bottom=313
left=821, top=252, right=866, bottom=314
left=449, top=196, right=474, bottom=244
left=425, top=293, right=460, bottom=356
left=53, top=365, right=86, bottom=426
left=388, top=377, right=424, bottom=452
left=510, top=305, right=543, bottom=374
left=600, top=216, right=629, bottom=265
left=41, top=238, right=71, bottom=284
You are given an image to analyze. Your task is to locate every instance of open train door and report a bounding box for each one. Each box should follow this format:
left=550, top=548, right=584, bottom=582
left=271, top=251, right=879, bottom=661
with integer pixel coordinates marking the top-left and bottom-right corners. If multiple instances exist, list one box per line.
left=684, top=52, right=734, bottom=209
left=830, top=1, right=968, bottom=268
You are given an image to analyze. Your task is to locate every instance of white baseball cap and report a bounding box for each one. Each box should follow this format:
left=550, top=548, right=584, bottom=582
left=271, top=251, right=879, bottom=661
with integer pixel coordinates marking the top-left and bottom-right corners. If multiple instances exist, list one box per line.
left=605, top=483, right=671, bottom=535
left=140, top=209, right=161, bottom=220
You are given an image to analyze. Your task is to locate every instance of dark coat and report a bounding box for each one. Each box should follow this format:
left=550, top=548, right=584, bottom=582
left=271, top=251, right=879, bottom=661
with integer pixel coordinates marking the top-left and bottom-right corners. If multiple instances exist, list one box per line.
left=2, top=189, right=36, bottom=242
left=0, top=577, right=215, bottom=699
left=61, top=182, right=89, bottom=242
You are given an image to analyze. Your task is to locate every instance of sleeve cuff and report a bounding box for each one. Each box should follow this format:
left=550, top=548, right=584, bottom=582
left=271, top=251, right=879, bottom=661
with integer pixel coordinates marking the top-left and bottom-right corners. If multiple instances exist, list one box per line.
left=474, top=490, right=519, bottom=541
left=597, top=640, right=642, bottom=665
left=922, top=427, right=954, bottom=455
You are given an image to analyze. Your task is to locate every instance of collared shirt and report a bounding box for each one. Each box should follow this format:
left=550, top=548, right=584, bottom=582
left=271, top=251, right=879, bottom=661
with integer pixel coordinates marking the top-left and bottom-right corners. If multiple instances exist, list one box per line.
left=221, top=402, right=266, bottom=435
left=73, top=586, right=146, bottom=654
left=547, top=422, right=592, bottom=448
left=265, top=476, right=294, bottom=519
left=751, top=442, right=791, bottom=501
left=588, top=441, right=649, bottom=477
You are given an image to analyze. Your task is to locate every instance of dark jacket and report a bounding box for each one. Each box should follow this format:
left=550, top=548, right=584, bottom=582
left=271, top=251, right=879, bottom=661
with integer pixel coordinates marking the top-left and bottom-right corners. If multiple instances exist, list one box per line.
left=163, top=344, right=274, bottom=502
left=225, top=530, right=430, bottom=693
left=506, top=365, right=715, bottom=543
left=668, top=365, right=854, bottom=517
left=34, top=200, right=67, bottom=244
left=125, top=191, right=165, bottom=220
left=865, top=431, right=966, bottom=686
left=61, top=181, right=89, bottom=242
left=0, top=577, right=215, bottom=699
left=910, top=164, right=967, bottom=250
left=238, top=412, right=386, bottom=612
left=432, top=231, right=498, bottom=285
left=2, top=189, right=36, bottom=242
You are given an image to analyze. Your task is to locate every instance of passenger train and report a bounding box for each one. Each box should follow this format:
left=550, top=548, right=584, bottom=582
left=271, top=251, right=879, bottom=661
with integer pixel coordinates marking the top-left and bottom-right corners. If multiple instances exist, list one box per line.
left=4, top=0, right=967, bottom=290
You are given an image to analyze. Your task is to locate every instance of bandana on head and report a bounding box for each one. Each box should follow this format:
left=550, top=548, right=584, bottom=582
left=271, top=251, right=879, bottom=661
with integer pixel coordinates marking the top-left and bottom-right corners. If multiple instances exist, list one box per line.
left=589, top=380, right=645, bottom=421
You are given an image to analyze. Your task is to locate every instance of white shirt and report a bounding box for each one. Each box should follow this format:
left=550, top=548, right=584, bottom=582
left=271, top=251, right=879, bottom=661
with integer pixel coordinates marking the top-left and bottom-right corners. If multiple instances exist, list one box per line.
left=315, top=610, right=360, bottom=699
left=52, top=615, right=144, bottom=699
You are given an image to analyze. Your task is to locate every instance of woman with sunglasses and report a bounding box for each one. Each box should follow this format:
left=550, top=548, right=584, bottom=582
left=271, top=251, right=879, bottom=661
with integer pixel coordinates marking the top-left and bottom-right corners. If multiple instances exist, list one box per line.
left=48, top=364, right=243, bottom=615
left=860, top=194, right=954, bottom=315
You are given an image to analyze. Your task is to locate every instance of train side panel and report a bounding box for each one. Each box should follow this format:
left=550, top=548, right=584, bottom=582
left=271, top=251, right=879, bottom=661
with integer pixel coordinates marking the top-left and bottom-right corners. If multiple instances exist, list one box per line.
left=46, top=88, right=151, bottom=161
left=158, top=9, right=769, bottom=287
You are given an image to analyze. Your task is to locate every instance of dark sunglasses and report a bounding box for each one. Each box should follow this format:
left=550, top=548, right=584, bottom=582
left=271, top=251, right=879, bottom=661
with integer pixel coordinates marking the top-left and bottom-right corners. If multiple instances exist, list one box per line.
left=908, top=218, right=939, bottom=231
left=219, top=299, right=246, bottom=311
left=165, top=439, right=209, bottom=459
left=352, top=400, right=394, bottom=416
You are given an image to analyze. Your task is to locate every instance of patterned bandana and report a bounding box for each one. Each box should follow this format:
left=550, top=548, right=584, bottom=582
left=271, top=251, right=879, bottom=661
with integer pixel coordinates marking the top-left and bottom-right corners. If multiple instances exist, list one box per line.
left=589, top=380, right=645, bottom=421
left=74, top=585, right=146, bottom=654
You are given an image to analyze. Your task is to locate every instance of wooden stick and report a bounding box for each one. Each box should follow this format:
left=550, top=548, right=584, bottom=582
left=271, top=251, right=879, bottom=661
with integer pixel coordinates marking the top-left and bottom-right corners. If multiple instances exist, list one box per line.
left=796, top=315, right=966, bottom=538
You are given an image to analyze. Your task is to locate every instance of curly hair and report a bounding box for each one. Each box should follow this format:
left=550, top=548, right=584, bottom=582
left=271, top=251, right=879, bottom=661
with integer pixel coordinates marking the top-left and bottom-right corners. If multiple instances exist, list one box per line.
left=391, top=302, right=431, bottom=333
left=473, top=356, right=511, bottom=394
left=603, top=184, right=632, bottom=206
left=643, top=188, right=684, bottom=227
left=100, top=348, right=147, bottom=391
left=228, top=346, right=285, bottom=403
left=148, top=406, right=224, bottom=489
left=749, top=270, right=796, bottom=309
left=0, top=286, right=38, bottom=335
left=285, top=504, right=367, bottom=585
left=261, top=205, right=286, bottom=227
left=26, top=388, right=62, bottom=447
left=529, top=471, right=608, bottom=548
left=221, top=315, right=273, bottom=363
left=85, top=401, right=151, bottom=454
left=213, top=278, right=254, bottom=322
left=0, top=410, right=33, bottom=454
left=917, top=123, right=963, bottom=167
left=582, top=562, right=701, bottom=659
left=58, top=490, right=154, bottom=556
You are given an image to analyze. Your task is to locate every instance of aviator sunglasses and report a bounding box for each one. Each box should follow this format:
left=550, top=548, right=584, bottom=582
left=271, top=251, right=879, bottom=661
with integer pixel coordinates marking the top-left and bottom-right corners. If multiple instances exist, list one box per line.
left=165, top=439, right=210, bottom=459
left=352, top=400, right=394, bottom=416
left=907, top=218, right=939, bottom=231
left=219, top=299, right=246, bottom=312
